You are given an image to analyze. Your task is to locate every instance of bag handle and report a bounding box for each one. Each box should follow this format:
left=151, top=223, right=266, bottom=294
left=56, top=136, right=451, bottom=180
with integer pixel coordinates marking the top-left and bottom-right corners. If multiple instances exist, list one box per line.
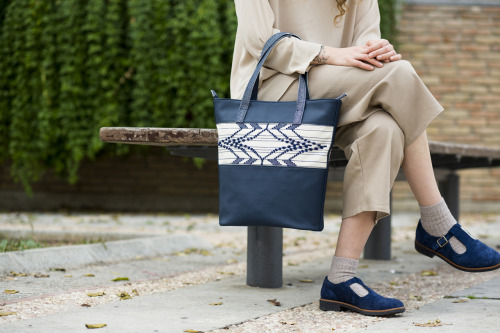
left=248, top=32, right=302, bottom=101
left=236, top=32, right=310, bottom=125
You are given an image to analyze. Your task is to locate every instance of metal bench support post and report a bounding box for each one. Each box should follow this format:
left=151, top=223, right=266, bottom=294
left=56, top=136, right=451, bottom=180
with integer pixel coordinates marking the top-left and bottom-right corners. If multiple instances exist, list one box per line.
left=363, top=192, right=392, bottom=260
left=439, top=172, right=460, bottom=221
left=247, top=226, right=283, bottom=288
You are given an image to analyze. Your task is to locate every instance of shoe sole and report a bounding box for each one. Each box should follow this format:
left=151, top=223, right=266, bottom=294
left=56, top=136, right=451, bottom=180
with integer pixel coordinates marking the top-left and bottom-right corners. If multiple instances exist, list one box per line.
left=319, top=298, right=405, bottom=317
left=415, top=240, right=500, bottom=273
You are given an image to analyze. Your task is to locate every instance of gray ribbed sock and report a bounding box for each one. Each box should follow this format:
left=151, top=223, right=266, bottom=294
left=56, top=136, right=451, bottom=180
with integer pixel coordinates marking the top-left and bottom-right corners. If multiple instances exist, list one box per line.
left=328, top=256, right=358, bottom=283
left=420, top=198, right=466, bottom=254
left=327, top=256, right=368, bottom=297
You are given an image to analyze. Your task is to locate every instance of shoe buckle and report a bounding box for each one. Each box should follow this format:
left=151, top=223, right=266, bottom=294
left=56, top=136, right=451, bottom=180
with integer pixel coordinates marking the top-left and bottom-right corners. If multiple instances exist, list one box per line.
left=437, top=236, right=448, bottom=248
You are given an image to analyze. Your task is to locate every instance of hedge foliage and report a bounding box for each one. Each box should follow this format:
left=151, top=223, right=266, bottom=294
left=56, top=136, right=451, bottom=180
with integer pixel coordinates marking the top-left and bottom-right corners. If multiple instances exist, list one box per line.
left=0, top=0, right=395, bottom=191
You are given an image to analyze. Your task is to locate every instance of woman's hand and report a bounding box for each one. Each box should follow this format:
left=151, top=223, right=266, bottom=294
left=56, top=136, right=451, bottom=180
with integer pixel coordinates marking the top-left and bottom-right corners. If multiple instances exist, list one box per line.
left=311, top=40, right=402, bottom=70
left=312, top=45, right=385, bottom=71
left=365, top=39, right=402, bottom=63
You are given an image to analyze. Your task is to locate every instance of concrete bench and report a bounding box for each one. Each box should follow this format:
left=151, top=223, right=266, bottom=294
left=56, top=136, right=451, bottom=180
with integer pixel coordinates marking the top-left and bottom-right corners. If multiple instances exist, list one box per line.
left=100, top=127, right=500, bottom=288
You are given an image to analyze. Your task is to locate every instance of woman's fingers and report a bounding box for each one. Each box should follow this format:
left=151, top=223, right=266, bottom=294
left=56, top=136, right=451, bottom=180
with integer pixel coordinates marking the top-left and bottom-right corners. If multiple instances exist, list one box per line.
left=366, top=39, right=402, bottom=62
left=365, top=39, right=376, bottom=47
left=379, top=51, right=402, bottom=62
left=367, top=39, right=390, bottom=54
left=353, top=60, right=374, bottom=71
left=390, top=54, right=402, bottom=61
left=369, top=44, right=394, bottom=59
left=362, top=54, right=384, bottom=68
left=352, top=53, right=383, bottom=71
left=333, top=44, right=399, bottom=70
left=375, top=50, right=397, bottom=61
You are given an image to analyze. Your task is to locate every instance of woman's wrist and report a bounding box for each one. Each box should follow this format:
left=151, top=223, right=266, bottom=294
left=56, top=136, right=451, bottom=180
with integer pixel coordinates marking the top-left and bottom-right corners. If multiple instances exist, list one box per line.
left=311, top=45, right=330, bottom=65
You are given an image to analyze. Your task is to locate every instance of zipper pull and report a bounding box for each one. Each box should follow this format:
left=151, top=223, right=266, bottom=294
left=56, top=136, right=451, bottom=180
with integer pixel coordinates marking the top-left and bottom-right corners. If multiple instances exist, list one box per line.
left=336, top=93, right=347, bottom=100
left=211, top=90, right=218, bottom=98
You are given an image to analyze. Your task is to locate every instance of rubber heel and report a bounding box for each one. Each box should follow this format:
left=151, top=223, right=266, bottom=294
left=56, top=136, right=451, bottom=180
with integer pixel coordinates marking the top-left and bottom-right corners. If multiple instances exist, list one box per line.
left=319, top=300, right=344, bottom=312
left=415, top=241, right=435, bottom=258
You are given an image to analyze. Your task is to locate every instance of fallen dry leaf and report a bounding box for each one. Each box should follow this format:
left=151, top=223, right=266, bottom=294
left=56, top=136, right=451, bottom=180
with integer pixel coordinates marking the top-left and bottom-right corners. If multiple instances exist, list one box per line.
left=4, top=290, right=19, bottom=294
left=293, top=236, right=307, bottom=246
left=0, top=312, right=16, bottom=317
left=414, top=319, right=442, bottom=327
left=175, top=248, right=213, bottom=256
left=409, top=294, right=424, bottom=301
left=85, top=323, right=107, bottom=329
left=452, top=298, right=469, bottom=303
left=83, top=274, right=95, bottom=277
left=64, top=275, right=73, bottom=278
left=299, top=279, right=314, bottom=283
left=50, top=268, right=66, bottom=272
left=33, top=273, right=50, bottom=278
left=209, top=302, right=223, bottom=306
left=420, top=270, right=438, bottom=276
left=280, top=320, right=296, bottom=325
left=112, top=277, right=129, bottom=282
left=267, top=299, right=281, bottom=306
left=183, top=330, right=203, bottom=333
left=81, top=304, right=91, bottom=307
left=118, top=292, right=132, bottom=300
left=87, top=292, right=105, bottom=297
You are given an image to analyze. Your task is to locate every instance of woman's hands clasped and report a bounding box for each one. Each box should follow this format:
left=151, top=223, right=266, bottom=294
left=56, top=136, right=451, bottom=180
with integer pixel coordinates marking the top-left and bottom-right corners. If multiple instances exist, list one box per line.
left=312, top=39, right=401, bottom=71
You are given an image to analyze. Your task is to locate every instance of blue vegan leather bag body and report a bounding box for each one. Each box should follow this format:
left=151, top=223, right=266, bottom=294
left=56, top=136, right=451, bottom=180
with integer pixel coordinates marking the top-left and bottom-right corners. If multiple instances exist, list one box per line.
left=212, top=32, right=345, bottom=231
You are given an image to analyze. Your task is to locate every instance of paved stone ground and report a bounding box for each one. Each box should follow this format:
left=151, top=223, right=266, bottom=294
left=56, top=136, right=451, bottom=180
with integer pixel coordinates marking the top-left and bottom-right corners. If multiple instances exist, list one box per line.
left=1, top=212, right=500, bottom=332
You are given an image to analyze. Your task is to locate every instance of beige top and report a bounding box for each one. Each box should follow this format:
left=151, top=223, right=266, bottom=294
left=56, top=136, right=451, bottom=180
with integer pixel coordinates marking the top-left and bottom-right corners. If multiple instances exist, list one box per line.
left=230, top=0, right=381, bottom=100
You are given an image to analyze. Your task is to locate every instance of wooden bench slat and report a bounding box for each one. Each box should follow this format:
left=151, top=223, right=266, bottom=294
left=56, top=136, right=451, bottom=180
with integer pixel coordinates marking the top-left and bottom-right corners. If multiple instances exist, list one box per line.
left=99, top=127, right=218, bottom=146
left=428, top=141, right=500, bottom=159
left=100, top=127, right=500, bottom=160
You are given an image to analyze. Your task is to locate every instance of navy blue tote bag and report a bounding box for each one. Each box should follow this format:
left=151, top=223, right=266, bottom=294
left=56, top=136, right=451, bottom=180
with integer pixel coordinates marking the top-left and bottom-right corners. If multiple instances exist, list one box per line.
left=211, top=33, right=345, bottom=231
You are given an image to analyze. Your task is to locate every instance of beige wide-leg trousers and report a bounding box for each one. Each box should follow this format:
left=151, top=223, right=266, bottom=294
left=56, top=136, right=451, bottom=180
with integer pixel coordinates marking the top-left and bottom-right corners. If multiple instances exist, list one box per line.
left=275, top=60, right=444, bottom=221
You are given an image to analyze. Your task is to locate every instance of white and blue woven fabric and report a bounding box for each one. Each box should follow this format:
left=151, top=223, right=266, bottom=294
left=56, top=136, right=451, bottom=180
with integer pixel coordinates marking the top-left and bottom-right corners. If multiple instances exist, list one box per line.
left=212, top=32, right=344, bottom=231
left=217, top=122, right=333, bottom=169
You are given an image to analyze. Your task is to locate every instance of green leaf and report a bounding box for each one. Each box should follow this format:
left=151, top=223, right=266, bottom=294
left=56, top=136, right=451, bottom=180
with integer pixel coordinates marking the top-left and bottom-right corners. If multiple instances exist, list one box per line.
left=112, top=277, right=129, bottom=282
left=85, top=323, right=107, bottom=329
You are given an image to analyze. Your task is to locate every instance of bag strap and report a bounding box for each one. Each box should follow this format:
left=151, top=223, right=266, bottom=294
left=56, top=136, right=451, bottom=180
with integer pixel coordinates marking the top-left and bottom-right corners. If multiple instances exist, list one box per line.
left=248, top=32, right=299, bottom=100
left=236, top=32, right=310, bottom=125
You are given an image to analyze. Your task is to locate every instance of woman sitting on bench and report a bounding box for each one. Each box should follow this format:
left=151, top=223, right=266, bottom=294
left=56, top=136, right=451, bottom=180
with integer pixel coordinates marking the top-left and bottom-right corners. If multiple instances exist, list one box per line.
left=232, top=0, right=500, bottom=316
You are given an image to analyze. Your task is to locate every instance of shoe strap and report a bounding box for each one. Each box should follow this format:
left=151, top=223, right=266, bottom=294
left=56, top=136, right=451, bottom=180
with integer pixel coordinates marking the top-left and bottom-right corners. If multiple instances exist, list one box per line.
left=434, top=224, right=464, bottom=250
left=349, top=277, right=373, bottom=294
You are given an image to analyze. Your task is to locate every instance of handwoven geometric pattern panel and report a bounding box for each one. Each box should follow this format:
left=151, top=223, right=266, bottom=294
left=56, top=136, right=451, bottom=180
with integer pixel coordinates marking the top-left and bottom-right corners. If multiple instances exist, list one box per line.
left=217, top=122, right=334, bottom=169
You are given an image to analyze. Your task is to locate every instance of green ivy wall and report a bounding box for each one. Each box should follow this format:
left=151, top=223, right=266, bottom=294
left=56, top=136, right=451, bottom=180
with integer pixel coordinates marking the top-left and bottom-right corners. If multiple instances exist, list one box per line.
left=0, top=0, right=396, bottom=191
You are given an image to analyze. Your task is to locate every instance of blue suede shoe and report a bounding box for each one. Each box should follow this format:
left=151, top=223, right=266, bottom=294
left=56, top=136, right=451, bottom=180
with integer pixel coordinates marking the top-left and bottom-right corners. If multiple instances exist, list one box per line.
left=415, top=220, right=500, bottom=272
left=319, top=277, right=405, bottom=316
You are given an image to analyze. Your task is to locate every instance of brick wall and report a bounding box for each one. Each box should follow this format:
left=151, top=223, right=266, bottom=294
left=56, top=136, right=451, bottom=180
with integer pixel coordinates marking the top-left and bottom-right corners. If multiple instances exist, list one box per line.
left=0, top=148, right=220, bottom=212
left=393, top=1, right=500, bottom=212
